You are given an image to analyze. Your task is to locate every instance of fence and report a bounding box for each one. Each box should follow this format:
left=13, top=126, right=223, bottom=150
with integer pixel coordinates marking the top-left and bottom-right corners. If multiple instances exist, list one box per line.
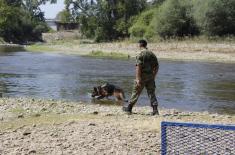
left=161, top=121, right=235, bottom=155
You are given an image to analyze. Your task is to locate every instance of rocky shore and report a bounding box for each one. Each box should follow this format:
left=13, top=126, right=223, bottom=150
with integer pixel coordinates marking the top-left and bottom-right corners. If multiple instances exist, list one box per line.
left=0, top=98, right=234, bottom=155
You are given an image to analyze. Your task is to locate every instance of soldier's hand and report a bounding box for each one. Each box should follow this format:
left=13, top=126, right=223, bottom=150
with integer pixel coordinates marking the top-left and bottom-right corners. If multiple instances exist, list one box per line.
left=135, top=79, right=141, bottom=88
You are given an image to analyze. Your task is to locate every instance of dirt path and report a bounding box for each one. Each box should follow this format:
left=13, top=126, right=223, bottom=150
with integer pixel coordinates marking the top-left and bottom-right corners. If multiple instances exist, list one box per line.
left=0, top=98, right=234, bottom=155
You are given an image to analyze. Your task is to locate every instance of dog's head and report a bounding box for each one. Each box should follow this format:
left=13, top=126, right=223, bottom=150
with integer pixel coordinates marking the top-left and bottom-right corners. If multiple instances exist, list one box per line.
left=91, top=86, right=101, bottom=97
left=91, top=86, right=108, bottom=97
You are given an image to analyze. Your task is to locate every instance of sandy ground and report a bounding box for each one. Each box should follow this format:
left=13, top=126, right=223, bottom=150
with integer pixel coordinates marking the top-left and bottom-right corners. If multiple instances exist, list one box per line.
left=26, top=41, right=235, bottom=63
left=0, top=98, right=234, bottom=155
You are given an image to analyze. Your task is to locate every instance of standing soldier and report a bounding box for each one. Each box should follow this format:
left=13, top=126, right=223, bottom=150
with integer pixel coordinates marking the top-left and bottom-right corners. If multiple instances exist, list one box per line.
left=123, top=40, right=159, bottom=115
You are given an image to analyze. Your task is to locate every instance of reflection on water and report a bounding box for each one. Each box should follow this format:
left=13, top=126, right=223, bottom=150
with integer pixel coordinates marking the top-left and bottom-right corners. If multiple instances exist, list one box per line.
left=0, top=48, right=235, bottom=115
left=202, top=81, right=235, bottom=101
left=0, top=45, right=25, bottom=54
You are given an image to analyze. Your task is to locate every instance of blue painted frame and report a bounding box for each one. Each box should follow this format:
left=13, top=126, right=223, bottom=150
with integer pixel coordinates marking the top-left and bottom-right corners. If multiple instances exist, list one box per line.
left=161, top=121, right=235, bottom=155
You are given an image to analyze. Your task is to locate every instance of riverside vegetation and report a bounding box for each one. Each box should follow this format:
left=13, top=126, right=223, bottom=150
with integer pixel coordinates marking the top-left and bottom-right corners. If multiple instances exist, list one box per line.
left=24, top=0, right=235, bottom=62
left=26, top=38, right=235, bottom=63
left=1, top=0, right=235, bottom=62
left=1, top=0, right=235, bottom=43
left=0, top=98, right=234, bottom=154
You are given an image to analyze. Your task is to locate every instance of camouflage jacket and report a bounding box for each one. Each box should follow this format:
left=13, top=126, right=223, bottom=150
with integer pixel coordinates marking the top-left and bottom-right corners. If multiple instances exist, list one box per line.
left=136, top=49, right=159, bottom=78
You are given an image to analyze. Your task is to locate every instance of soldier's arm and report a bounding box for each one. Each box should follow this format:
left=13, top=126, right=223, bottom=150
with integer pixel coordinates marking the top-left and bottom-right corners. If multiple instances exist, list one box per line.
left=152, top=55, right=159, bottom=78
left=153, top=64, right=159, bottom=78
left=136, top=64, right=142, bottom=82
left=135, top=53, right=143, bottom=85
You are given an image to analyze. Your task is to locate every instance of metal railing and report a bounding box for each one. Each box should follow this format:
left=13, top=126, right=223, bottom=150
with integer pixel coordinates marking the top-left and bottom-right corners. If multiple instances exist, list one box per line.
left=161, top=121, right=235, bottom=155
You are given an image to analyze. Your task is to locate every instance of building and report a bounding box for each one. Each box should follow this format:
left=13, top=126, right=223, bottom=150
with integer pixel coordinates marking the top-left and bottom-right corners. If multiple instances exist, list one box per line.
left=45, top=19, right=79, bottom=31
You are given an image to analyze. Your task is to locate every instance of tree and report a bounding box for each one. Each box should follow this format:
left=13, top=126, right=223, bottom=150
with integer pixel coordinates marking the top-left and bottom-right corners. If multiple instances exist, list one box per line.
left=113, top=0, right=147, bottom=37
left=129, top=8, right=155, bottom=39
left=151, top=0, right=165, bottom=6
left=56, top=9, right=73, bottom=23
left=0, top=0, right=57, bottom=43
left=152, top=0, right=198, bottom=38
left=193, top=0, right=235, bottom=36
left=65, top=0, right=147, bottom=42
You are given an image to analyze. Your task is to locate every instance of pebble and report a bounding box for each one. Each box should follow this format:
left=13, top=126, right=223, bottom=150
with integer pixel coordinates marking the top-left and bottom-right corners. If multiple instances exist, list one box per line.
left=105, top=113, right=114, bottom=116
left=66, top=121, right=76, bottom=126
left=18, top=114, right=24, bottom=118
left=93, top=111, right=99, bottom=115
left=61, top=110, right=66, bottom=113
left=32, top=113, right=41, bottom=117
left=28, top=150, right=36, bottom=154
left=41, top=108, right=47, bottom=112
left=173, top=111, right=179, bottom=115
left=88, top=123, right=96, bottom=126
left=23, top=130, right=31, bottom=136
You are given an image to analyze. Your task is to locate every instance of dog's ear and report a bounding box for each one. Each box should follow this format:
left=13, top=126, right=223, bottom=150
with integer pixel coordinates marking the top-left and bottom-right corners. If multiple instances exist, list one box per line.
left=103, top=83, right=110, bottom=88
left=97, top=86, right=103, bottom=94
left=93, top=87, right=97, bottom=92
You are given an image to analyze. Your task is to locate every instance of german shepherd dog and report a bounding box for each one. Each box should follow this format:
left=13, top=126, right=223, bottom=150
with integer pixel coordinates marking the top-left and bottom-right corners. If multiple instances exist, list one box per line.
left=91, top=83, right=127, bottom=102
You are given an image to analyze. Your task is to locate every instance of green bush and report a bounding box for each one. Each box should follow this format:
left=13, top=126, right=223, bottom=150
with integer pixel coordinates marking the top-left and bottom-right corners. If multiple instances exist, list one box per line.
left=88, top=51, right=129, bottom=59
left=0, top=0, right=51, bottom=43
left=56, top=9, right=72, bottom=23
left=153, top=0, right=198, bottom=38
left=129, top=9, right=156, bottom=38
left=193, top=0, right=235, bottom=36
left=33, top=23, right=49, bottom=38
left=128, top=0, right=235, bottom=40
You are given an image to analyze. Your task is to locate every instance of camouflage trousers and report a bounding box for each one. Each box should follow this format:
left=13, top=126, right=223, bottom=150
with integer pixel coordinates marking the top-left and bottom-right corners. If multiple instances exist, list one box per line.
left=129, top=78, right=158, bottom=107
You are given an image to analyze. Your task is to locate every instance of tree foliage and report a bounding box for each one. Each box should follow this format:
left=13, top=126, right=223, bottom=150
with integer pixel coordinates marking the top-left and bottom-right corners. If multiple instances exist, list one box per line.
left=129, top=8, right=155, bottom=39
left=1, top=0, right=235, bottom=43
left=56, top=9, right=73, bottom=23
left=154, top=0, right=198, bottom=38
left=0, top=0, right=56, bottom=43
left=130, top=0, right=235, bottom=39
left=193, top=0, right=235, bottom=36
left=65, top=0, right=147, bottom=42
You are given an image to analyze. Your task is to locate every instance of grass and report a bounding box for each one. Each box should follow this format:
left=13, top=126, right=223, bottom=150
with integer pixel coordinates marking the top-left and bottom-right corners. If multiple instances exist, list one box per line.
left=8, top=107, right=25, bottom=114
left=0, top=37, right=5, bottom=44
left=0, top=113, right=89, bottom=131
left=25, top=44, right=58, bottom=52
left=86, top=50, right=130, bottom=59
left=25, top=39, right=88, bottom=52
left=129, top=35, right=235, bottom=44
left=0, top=111, right=161, bottom=132
left=23, top=37, right=235, bottom=62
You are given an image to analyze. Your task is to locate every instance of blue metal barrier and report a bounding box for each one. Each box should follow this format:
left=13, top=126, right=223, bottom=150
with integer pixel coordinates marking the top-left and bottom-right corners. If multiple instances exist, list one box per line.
left=161, top=121, right=235, bottom=155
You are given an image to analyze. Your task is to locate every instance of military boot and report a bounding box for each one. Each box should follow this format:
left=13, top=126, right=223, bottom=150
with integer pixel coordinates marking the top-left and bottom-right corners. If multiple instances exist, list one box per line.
left=151, top=105, right=159, bottom=115
left=122, top=104, right=133, bottom=114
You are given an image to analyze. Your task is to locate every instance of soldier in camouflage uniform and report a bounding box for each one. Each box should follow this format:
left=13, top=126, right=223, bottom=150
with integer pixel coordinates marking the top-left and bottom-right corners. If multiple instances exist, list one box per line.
left=123, top=40, right=159, bottom=115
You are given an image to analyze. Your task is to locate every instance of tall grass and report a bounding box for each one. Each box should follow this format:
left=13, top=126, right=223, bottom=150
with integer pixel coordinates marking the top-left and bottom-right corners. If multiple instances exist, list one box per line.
left=129, top=35, right=235, bottom=44
left=0, top=37, right=5, bottom=44
left=87, top=50, right=129, bottom=59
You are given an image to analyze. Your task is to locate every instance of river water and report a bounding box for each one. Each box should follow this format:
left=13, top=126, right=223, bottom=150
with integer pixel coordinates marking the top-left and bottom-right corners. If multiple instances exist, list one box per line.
left=0, top=46, right=235, bottom=114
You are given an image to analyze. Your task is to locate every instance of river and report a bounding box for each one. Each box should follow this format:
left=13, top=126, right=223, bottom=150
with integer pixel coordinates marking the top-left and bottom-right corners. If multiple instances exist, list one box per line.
left=0, top=45, right=235, bottom=114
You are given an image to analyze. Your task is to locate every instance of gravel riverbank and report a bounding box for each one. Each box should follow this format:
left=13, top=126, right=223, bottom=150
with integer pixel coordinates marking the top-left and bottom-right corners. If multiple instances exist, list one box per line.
left=0, top=98, right=234, bottom=155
